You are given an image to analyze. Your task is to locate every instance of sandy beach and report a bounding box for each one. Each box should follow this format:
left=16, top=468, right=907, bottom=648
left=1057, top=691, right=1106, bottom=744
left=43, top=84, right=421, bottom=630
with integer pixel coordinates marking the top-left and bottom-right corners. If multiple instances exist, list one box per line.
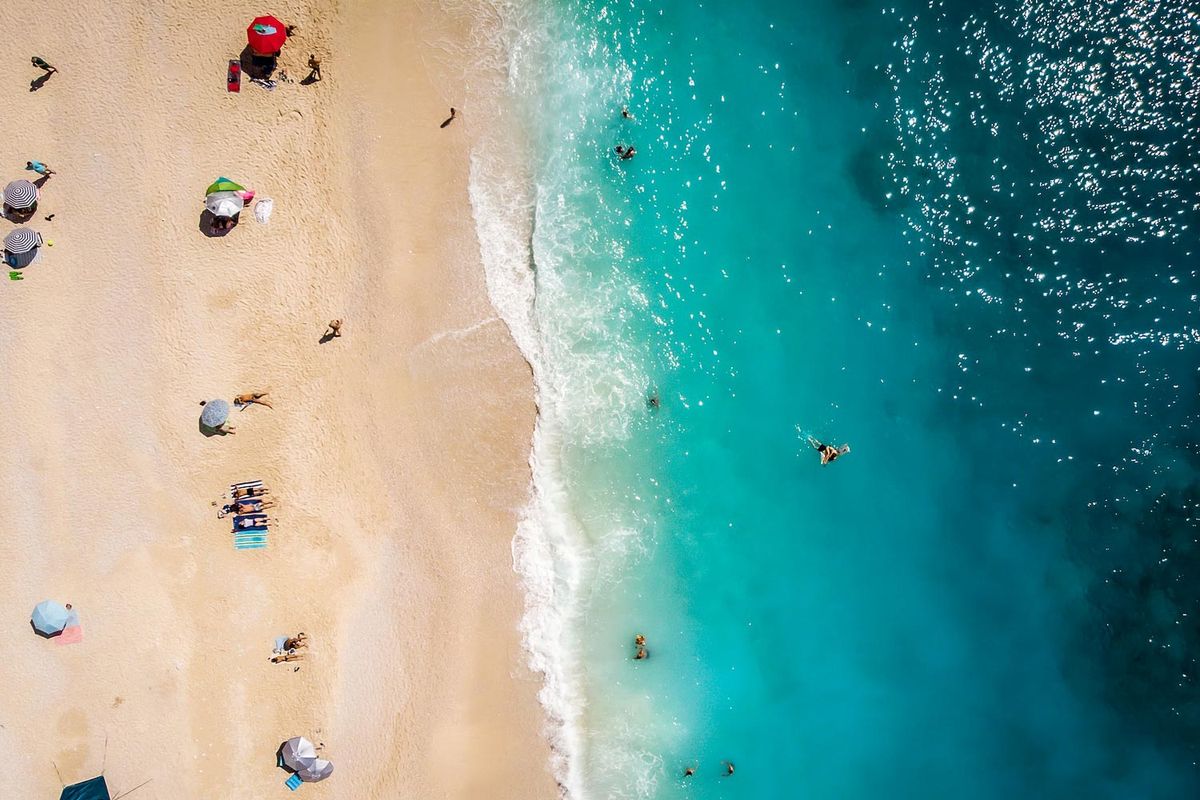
left=0, top=1, right=555, bottom=798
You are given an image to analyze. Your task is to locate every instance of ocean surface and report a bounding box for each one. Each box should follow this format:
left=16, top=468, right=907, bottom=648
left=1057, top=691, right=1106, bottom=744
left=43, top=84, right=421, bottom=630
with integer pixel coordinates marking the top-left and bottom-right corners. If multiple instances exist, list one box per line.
left=471, top=0, right=1200, bottom=797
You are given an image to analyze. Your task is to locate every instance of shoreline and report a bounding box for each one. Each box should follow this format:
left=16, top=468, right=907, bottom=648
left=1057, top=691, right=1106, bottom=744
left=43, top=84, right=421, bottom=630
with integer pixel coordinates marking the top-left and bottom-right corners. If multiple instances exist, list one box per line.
left=0, top=1, right=556, bottom=798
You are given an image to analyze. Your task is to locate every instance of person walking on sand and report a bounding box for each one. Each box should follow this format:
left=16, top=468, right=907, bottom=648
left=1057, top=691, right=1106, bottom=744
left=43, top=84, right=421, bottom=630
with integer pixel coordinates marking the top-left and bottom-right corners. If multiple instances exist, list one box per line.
left=31, top=57, right=56, bottom=73
left=440, top=107, right=457, bottom=128
left=26, top=161, right=55, bottom=177
left=307, top=54, right=322, bottom=82
left=808, top=436, right=850, bottom=465
left=325, top=319, right=342, bottom=338
left=234, top=391, right=272, bottom=409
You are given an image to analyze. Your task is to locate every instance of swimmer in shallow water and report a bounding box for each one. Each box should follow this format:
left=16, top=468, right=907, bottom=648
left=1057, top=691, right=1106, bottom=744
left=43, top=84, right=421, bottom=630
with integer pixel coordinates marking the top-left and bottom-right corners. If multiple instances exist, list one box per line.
left=809, top=436, right=850, bottom=465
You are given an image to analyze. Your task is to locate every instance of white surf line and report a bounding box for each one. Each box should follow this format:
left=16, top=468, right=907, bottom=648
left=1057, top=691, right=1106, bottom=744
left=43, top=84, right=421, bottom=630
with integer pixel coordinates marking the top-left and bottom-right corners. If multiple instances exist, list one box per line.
left=411, top=315, right=504, bottom=354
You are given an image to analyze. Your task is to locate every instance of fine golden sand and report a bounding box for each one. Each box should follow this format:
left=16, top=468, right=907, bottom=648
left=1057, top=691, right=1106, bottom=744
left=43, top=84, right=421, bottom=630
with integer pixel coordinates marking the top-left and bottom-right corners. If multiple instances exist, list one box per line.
left=0, top=2, right=555, bottom=798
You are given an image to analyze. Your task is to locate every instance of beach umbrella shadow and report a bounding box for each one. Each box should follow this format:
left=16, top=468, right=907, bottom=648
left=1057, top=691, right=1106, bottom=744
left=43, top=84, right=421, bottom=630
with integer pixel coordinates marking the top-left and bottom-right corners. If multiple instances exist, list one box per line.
left=240, top=45, right=278, bottom=80
left=199, top=210, right=238, bottom=238
left=30, top=619, right=63, bottom=639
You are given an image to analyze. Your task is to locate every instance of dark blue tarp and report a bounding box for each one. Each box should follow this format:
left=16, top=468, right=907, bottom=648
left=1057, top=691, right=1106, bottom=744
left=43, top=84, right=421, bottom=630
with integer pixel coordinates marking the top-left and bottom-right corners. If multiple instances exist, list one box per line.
left=60, top=776, right=110, bottom=800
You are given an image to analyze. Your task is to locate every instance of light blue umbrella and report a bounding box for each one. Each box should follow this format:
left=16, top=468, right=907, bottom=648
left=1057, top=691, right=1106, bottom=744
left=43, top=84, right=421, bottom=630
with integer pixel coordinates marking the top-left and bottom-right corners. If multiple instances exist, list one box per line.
left=200, top=399, right=230, bottom=428
left=32, top=600, right=69, bottom=636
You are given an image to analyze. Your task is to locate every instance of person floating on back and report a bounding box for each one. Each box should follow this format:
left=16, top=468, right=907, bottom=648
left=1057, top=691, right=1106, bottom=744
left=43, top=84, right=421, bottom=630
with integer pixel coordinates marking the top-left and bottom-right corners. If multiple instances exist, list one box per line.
left=440, top=107, right=457, bottom=129
left=809, top=436, right=850, bottom=465
left=26, top=160, right=55, bottom=177
left=615, top=145, right=637, bottom=161
left=31, top=56, right=56, bottom=73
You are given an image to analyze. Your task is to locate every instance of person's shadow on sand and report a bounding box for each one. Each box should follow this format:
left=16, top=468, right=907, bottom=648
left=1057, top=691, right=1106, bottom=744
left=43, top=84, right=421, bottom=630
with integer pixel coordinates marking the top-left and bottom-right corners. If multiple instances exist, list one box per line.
left=29, top=73, right=53, bottom=92
left=318, top=331, right=338, bottom=344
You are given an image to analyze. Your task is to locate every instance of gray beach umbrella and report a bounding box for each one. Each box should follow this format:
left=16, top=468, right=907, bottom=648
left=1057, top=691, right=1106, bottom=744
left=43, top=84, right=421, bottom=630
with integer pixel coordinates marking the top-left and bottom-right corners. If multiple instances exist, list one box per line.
left=4, top=227, right=41, bottom=254
left=297, top=758, right=334, bottom=783
left=200, top=399, right=230, bottom=428
left=281, top=737, right=318, bottom=771
left=3, top=179, right=38, bottom=209
left=205, top=191, right=244, bottom=218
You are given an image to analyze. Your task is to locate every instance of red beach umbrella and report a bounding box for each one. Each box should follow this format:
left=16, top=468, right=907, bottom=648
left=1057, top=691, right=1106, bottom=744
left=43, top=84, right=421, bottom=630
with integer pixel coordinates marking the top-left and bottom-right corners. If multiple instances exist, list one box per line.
left=247, top=15, right=287, bottom=55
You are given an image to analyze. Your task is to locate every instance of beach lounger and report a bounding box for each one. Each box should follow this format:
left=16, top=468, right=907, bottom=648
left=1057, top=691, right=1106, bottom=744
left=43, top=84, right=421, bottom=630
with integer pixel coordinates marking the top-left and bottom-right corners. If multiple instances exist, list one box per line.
left=286, top=773, right=302, bottom=790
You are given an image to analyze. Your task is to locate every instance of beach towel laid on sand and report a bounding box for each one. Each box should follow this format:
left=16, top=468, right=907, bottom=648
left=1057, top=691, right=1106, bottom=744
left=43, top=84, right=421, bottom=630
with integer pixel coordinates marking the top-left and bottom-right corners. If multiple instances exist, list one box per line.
left=254, top=198, right=273, bottom=224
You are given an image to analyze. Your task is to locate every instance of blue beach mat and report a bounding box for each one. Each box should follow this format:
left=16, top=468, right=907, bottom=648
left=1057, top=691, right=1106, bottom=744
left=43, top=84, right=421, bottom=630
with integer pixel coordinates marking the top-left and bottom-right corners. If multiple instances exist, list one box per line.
left=285, top=773, right=302, bottom=791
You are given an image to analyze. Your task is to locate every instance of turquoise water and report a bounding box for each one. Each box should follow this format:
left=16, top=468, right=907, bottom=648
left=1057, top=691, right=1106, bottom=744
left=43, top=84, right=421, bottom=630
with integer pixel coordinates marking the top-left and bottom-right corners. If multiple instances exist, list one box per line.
left=476, top=0, right=1200, bottom=796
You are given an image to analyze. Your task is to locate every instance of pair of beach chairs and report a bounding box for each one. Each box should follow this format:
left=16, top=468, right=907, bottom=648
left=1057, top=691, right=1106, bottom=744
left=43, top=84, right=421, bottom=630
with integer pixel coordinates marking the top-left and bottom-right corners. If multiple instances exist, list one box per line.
left=229, top=479, right=270, bottom=550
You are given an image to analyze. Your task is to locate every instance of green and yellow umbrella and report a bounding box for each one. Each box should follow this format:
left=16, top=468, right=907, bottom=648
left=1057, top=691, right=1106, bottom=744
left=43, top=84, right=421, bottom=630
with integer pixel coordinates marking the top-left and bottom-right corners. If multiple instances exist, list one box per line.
left=206, top=177, right=245, bottom=196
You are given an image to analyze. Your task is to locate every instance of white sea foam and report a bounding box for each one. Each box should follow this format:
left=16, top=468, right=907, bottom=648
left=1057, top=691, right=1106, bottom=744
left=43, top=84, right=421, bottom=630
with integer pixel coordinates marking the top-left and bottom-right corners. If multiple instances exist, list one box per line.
left=455, top=1, right=659, bottom=796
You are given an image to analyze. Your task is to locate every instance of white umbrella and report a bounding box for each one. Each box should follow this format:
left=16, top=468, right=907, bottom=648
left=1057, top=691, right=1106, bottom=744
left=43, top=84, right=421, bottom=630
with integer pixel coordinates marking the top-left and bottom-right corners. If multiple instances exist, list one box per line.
left=281, top=737, right=317, bottom=771
left=206, top=191, right=244, bottom=218
left=297, top=758, right=334, bottom=782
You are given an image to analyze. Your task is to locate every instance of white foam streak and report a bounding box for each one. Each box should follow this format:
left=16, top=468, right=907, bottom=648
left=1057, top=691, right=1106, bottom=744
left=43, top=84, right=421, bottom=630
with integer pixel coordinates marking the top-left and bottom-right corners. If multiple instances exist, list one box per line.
left=462, top=1, right=654, bottom=796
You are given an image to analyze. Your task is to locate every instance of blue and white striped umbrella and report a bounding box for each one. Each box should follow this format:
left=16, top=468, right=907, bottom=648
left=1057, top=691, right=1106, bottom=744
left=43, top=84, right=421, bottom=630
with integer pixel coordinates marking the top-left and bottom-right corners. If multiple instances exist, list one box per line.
left=200, top=399, right=230, bottom=428
left=3, top=179, right=38, bottom=209
left=4, top=227, right=41, bottom=255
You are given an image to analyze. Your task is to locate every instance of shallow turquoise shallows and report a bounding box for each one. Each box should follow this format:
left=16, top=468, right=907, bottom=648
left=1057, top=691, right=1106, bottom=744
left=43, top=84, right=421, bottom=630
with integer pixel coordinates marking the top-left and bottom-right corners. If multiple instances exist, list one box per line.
left=498, top=0, right=1200, bottom=796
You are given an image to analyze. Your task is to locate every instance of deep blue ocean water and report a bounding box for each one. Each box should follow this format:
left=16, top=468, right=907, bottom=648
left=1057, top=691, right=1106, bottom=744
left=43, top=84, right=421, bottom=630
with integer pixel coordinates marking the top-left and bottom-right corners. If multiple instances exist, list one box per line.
left=478, top=0, right=1200, bottom=797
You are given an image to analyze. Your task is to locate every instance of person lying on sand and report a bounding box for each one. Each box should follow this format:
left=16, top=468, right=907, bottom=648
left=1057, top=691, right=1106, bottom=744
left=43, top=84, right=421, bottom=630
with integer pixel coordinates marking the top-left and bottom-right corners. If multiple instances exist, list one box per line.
left=284, top=633, right=308, bottom=650
left=234, top=391, right=272, bottom=409
left=233, top=485, right=269, bottom=499
left=809, top=436, right=849, bottom=465
left=271, top=651, right=304, bottom=663
left=26, top=160, right=55, bottom=176
left=225, top=498, right=277, bottom=515
left=235, top=516, right=273, bottom=528
left=31, top=56, right=56, bottom=73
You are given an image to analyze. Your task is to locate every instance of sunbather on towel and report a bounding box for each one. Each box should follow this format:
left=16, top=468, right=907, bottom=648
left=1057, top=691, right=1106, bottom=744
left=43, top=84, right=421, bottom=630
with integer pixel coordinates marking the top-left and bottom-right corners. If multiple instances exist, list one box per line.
left=235, top=516, right=274, bottom=529
left=234, top=391, right=272, bottom=409
left=233, top=485, right=269, bottom=499
left=271, top=652, right=304, bottom=663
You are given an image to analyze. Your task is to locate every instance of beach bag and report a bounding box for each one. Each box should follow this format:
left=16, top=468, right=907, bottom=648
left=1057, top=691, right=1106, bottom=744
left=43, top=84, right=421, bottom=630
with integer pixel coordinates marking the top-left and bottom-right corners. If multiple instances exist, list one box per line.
left=254, top=198, right=274, bottom=224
